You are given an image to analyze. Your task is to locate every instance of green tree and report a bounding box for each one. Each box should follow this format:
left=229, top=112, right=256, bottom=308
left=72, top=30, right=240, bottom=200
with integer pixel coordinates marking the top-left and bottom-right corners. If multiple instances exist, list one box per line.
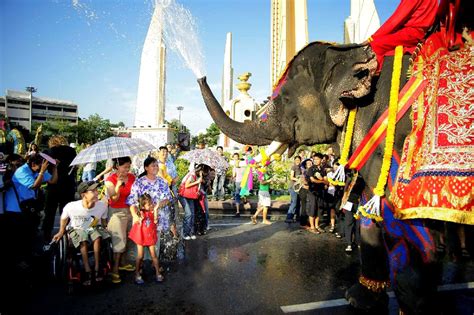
left=205, top=123, right=220, bottom=146
left=76, top=114, right=114, bottom=144
left=190, top=122, right=221, bottom=147
left=32, top=118, right=77, bottom=146
left=110, top=121, right=125, bottom=128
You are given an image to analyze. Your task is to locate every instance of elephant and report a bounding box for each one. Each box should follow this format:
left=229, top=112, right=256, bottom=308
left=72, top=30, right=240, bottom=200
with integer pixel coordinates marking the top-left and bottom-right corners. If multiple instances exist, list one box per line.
left=198, top=35, right=472, bottom=313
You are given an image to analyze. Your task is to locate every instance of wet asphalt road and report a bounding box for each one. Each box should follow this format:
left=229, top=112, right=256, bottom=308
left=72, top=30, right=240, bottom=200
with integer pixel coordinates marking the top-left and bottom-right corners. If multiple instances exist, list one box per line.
left=15, top=217, right=474, bottom=314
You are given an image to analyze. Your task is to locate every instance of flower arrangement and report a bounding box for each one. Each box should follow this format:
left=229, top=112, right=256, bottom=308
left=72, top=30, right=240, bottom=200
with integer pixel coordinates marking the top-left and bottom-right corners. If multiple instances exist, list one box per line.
left=356, top=45, right=404, bottom=222
left=332, top=108, right=357, bottom=186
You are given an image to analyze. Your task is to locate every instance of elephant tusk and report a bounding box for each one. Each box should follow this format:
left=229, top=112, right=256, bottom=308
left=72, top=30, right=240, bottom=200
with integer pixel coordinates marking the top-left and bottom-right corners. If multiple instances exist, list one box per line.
left=254, top=141, right=288, bottom=163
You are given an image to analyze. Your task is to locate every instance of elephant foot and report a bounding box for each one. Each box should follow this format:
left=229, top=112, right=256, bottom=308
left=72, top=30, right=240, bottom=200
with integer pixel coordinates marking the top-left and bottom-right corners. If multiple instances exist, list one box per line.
left=345, top=282, right=389, bottom=313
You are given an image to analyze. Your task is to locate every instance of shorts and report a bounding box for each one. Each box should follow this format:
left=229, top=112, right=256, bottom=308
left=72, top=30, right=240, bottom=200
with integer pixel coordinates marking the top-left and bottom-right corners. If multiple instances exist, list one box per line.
left=68, top=226, right=110, bottom=248
left=258, top=190, right=271, bottom=208
left=306, top=191, right=317, bottom=217
left=325, top=193, right=337, bottom=209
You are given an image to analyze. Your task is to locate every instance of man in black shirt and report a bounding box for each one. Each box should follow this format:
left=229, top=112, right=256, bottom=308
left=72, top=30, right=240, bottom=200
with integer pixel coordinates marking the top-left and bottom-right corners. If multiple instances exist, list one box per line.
left=42, top=136, right=77, bottom=242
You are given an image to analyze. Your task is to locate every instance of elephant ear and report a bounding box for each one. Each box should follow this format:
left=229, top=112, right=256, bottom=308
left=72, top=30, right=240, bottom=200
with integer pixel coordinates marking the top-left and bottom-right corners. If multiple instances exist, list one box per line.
left=326, top=45, right=376, bottom=127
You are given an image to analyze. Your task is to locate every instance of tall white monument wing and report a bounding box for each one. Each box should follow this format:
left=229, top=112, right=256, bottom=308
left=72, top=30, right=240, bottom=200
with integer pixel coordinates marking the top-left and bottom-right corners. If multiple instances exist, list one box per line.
left=134, top=4, right=166, bottom=128
left=221, top=32, right=233, bottom=106
left=344, top=0, right=380, bottom=44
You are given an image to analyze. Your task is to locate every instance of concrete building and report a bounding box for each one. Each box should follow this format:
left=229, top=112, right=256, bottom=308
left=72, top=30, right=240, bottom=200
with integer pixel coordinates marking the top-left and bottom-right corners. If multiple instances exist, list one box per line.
left=0, top=90, right=78, bottom=131
left=270, top=0, right=308, bottom=88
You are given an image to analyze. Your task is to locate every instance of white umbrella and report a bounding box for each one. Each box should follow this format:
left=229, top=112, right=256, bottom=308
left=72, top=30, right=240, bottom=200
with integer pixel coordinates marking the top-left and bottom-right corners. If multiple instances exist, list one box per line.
left=70, top=137, right=156, bottom=166
left=181, top=148, right=229, bottom=171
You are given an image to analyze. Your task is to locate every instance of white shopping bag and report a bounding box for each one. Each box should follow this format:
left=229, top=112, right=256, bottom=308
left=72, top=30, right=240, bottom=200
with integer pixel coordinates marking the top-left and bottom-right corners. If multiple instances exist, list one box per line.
left=342, top=201, right=353, bottom=212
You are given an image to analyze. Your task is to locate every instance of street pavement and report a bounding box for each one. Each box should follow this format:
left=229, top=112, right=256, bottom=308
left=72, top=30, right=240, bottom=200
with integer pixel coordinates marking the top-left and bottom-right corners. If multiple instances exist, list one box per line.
left=7, top=202, right=474, bottom=314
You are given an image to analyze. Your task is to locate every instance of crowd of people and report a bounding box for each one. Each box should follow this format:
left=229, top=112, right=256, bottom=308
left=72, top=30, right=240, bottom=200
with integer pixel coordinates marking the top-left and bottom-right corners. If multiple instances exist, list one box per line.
left=280, top=148, right=361, bottom=252
left=0, top=136, right=470, bottom=291
left=0, top=136, right=216, bottom=288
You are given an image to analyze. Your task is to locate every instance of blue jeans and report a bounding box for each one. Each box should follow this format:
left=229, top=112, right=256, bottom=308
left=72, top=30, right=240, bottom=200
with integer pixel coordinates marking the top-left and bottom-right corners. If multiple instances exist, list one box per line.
left=286, top=188, right=300, bottom=219
left=234, top=181, right=241, bottom=204
left=180, top=197, right=195, bottom=236
left=203, top=194, right=209, bottom=229
left=212, top=174, right=226, bottom=199
left=82, top=170, right=96, bottom=182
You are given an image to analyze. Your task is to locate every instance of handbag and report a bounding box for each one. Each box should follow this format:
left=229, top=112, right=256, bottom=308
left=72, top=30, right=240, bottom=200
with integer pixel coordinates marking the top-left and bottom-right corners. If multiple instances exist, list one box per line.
left=178, top=174, right=201, bottom=199
left=178, top=183, right=200, bottom=199
left=12, top=184, right=41, bottom=215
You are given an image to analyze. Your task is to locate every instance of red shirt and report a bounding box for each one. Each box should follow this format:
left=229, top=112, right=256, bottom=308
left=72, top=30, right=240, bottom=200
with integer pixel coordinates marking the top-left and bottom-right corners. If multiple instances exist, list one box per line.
left=106, top=173, right=136, bottom=208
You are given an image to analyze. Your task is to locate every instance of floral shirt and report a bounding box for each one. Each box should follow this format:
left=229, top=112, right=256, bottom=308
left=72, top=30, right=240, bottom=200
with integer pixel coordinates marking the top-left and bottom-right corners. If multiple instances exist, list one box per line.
left=126, top=175, right=173, bottom=231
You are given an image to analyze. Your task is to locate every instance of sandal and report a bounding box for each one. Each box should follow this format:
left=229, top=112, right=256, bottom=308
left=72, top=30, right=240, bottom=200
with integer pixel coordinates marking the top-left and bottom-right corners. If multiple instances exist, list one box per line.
left=110, top=272, right=121, bottom=284
left=155, top=274, right=164, bottom=283
left=83, top=271, right=92, bottom=286
left=461, top=248, right=470, bottom=258
left=251, top=216, right=257, bottom=225
left=308, top=228, right=321, bottom=235
left=328, top=226, right=335, bottom=233
left=436, top=243, right=446, bottom=253
left=119, top=264, right=136, bottom=272
left=95, top=270, right=103, bottom=282
left=135, top=275, right=145, bottom=285
left=316, top=227, right=325, bottom=233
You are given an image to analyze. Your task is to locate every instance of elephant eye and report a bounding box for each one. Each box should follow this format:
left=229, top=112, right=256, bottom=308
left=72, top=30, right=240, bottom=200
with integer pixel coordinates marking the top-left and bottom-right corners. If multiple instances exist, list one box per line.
left=355, top=68, right=369, bottom=79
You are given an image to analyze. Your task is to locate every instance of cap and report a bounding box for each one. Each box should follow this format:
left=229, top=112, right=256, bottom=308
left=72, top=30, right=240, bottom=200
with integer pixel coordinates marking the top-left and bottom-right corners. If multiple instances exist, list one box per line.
left=77, top=181, right=100, bottom=194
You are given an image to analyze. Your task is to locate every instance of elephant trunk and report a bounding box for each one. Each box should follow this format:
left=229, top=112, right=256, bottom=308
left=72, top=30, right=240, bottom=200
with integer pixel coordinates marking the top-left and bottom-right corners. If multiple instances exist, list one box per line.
left=198, top=77, right=273, bottom=146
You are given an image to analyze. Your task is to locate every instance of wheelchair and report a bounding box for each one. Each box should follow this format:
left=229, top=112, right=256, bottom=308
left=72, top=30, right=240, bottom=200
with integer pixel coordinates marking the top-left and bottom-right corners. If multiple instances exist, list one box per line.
left=49, top=229, right=113, bottom=293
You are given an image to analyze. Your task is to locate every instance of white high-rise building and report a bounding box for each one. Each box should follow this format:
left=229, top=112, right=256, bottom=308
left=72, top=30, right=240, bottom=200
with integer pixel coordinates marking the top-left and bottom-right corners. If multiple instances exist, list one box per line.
left=134, top=4, right=166, bottom=128
left=344, top=0, right=380, bottom=44
left=270, top=0, right=308, bottom=88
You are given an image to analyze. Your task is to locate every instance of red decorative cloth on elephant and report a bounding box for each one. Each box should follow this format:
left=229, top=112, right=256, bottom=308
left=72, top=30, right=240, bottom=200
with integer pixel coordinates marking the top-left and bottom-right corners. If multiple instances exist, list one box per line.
left=391, top=31, right=473, bottom=225
left=368, top=0, right=438, bottom=70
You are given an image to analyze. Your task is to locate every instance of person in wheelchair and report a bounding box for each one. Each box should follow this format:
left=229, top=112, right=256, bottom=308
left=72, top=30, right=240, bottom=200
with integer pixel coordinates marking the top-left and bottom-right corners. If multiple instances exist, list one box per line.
left=52, top=181, right=110, bottom=286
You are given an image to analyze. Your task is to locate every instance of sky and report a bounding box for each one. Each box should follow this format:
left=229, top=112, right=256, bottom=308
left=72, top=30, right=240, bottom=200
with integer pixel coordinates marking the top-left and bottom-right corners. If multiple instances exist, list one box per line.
left=0, top=0, right=399, bottom=135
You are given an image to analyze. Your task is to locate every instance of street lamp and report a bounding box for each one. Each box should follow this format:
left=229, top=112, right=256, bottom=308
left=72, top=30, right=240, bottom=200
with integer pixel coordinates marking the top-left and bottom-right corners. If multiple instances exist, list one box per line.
left=26, top=86, right=37, bottom=132
left=177, top=106, right=184, bottom=131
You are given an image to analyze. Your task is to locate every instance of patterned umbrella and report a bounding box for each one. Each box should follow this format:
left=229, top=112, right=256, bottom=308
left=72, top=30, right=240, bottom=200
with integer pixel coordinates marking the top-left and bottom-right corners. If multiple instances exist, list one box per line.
left=70, top=137, right=156, bottom=166
left=181, top=148, right=229, bottom=171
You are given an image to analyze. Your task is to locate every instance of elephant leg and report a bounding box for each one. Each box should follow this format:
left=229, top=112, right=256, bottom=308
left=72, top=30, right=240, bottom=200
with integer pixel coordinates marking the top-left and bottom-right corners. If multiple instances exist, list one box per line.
left=393, top=260, right=441, bottom=315
left=389, top=221, right=441, bottom=315
left=346, top=219, right=390, bottom=313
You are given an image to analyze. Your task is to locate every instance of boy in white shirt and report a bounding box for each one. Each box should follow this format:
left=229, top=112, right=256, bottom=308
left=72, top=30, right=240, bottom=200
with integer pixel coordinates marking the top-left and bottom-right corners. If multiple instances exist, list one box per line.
left=53, top=181, right=110, bottom=285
